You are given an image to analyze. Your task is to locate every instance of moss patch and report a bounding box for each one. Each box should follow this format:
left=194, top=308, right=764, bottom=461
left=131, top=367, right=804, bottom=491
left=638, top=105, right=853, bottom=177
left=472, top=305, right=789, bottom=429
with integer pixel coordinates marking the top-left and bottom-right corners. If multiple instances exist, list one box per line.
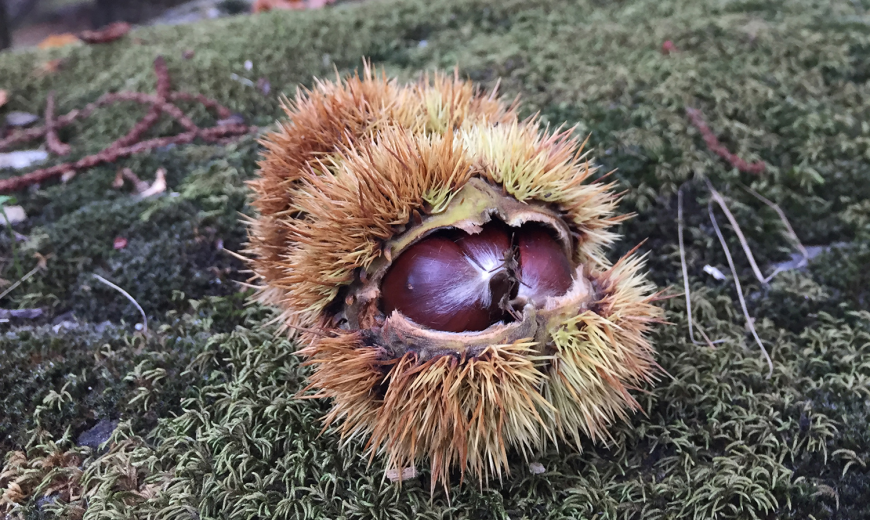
left=2, top=0, right=870, bottom=517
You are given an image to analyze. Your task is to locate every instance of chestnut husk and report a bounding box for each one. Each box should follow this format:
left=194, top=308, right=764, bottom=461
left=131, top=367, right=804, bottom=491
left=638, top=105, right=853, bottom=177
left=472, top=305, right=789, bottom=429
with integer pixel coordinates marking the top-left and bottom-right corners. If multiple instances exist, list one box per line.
left=245, top=66, right=662, bottom=490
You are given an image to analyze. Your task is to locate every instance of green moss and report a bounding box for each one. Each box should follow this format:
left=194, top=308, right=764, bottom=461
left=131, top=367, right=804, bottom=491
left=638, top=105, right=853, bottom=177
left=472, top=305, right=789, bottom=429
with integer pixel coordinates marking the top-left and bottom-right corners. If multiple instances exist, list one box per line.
left=2, top=0, right=870, bottom=517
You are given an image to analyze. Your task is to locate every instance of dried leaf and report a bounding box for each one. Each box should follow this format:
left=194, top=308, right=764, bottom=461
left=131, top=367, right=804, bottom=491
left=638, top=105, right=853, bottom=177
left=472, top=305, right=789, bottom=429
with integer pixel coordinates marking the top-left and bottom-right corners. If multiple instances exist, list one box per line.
left=0, top=150, right=49, bottom=170
left=385, top=467, right=418, bottom=482
left=0, top=90, right=7, bottom=108
left=112, top=171, right=125, bottom=189
left=78, top=22, right=131, bottom=44
left=37, top=33, right=81, bottom=49
left=253, top=0, right=306, bottom=12
left=117, top=168, right=149, bottom=193
left=113, top=237, right=128, bottom=250
left=0, top=205, right=26, bottom=224
left=139, top=168, right=167, bottom=198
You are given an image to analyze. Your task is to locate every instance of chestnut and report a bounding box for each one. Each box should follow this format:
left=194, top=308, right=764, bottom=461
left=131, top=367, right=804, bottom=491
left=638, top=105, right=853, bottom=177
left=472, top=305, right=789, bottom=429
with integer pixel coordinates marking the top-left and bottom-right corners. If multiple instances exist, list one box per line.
left=515, top=224, right=574, bottom=305
left=380, top=221, right=574, bottom=332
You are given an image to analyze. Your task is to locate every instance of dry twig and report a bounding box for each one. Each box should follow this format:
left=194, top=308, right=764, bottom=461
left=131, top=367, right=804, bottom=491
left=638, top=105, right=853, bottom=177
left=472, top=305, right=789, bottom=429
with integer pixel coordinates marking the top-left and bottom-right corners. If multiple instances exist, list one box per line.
left=0, top=263, right=41, bottom=301
left=44, top=92, right=70, bottom=156
left=0, top=56, right=257, bottom=194
left=686, top=107, right=765, bottom=174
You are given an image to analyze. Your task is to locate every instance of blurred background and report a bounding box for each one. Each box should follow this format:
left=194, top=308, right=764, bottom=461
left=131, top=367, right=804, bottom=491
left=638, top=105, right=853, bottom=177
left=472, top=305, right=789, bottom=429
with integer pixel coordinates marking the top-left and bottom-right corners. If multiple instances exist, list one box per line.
left=0, top=0, right=302, bottom=49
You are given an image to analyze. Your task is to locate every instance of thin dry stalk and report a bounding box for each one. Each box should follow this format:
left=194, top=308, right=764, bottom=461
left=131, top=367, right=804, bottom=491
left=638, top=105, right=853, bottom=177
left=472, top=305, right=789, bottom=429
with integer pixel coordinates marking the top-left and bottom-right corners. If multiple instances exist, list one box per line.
left=708, top=201, right=774, bottom=379
left=0, top=264, right=41, bottom=301
left=706, top=180, right=771, bottom=284
left=742, top=184, right=809, bottom=266
left=92, top=274, right=147, bottom=333
left=677, top=187, right=717, bottom=348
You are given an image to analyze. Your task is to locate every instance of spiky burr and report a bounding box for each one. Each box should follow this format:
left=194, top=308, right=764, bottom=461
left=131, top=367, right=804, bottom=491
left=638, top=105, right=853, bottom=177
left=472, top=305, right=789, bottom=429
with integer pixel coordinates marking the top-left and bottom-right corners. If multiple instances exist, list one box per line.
left=245, top=63, right=662, bottom=491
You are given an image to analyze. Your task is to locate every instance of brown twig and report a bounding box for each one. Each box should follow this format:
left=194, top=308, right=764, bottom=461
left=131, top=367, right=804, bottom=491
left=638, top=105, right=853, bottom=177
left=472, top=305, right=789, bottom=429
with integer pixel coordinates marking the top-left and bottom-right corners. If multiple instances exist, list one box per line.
left=0, top=57, right=253, bottom=194
left=170, top=92, right=233, bottom=119
left=686, top=107, right=765, bottom=174
left=44, top=92, right=70, bottom=156
left=0, top=124, right=253, bottom=192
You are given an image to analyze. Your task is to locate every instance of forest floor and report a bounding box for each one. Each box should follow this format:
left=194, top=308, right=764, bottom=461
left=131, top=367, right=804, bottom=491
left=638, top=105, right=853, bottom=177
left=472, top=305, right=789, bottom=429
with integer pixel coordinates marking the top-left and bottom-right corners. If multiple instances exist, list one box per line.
left=1, top=0, right=869, bottom=518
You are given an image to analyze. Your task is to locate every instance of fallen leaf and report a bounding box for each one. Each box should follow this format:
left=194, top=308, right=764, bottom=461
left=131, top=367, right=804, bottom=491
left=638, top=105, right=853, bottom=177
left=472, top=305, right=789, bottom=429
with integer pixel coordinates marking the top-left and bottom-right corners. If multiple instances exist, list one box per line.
left=0, top=205, right=26, bottom=224
left=115, top=167, right=149, bottom=193
left=385, top=467, right=418, bottom=482
left=61, top=170, right=77, bottom=183
left=112, top=171, right=125, bottom=189
left=139, top=168, right=167, bottom=198
left=78, top=22, right=131, bottom=44
left=0, top=90, right=7, bottom=108
left=37, top=33, right=81, bottom=49
left=0, top=150, right=49, bottom=170
left=5, top=111, right=40, bottom=127
left=113, top=237, right=128, bottom=250
left=253, top=0, right=306, bottom=12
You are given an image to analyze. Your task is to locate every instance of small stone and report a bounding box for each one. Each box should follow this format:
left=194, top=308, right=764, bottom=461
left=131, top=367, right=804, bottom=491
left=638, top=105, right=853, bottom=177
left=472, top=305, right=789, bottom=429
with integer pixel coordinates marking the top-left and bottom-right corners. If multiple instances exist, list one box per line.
left=703, top=264, right=727, bottom=281
left=529, top=462, right=546, bottom=474
left=77, top=419, right=119, bottom=450
left=0, top=150, right=48, bottom=169
left=1, top=205, right=26, bottom=224
left=5, top=111, right=39, bottom=127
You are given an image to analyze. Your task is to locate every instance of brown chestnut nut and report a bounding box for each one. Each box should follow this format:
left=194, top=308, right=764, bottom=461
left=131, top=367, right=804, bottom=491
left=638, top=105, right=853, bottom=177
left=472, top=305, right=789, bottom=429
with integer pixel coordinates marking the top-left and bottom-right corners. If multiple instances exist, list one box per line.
left=381, top=221, right=574, bottom=332
left=515, top=224, right=573, bottom=305
left=381, top=224, right=514, bottom=332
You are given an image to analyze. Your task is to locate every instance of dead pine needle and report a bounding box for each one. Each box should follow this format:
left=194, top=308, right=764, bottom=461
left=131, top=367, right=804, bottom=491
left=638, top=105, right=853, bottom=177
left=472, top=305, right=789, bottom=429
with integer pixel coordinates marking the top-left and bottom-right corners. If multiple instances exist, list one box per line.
left=706, top=180, right=772, bottom=284
left=677, top=186, right=718, bottom=348
left=92, top=274, right=147, bottom=333
left=0, top=263, right=41, bottom=301
left=741, top=184, right=809, bottom=265
left=708, top=201, right=774, bottom=379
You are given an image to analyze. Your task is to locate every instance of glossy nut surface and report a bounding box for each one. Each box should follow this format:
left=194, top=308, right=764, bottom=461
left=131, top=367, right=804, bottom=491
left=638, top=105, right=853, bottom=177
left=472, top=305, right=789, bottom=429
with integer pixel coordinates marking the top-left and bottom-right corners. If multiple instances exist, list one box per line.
left=381, top=221, right=573, bottom=332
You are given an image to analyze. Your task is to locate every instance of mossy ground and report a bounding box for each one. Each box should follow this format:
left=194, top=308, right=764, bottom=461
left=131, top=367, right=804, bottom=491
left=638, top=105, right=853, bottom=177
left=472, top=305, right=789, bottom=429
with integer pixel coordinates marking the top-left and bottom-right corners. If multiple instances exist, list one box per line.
left=1, top=0, right=870, bottom=518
